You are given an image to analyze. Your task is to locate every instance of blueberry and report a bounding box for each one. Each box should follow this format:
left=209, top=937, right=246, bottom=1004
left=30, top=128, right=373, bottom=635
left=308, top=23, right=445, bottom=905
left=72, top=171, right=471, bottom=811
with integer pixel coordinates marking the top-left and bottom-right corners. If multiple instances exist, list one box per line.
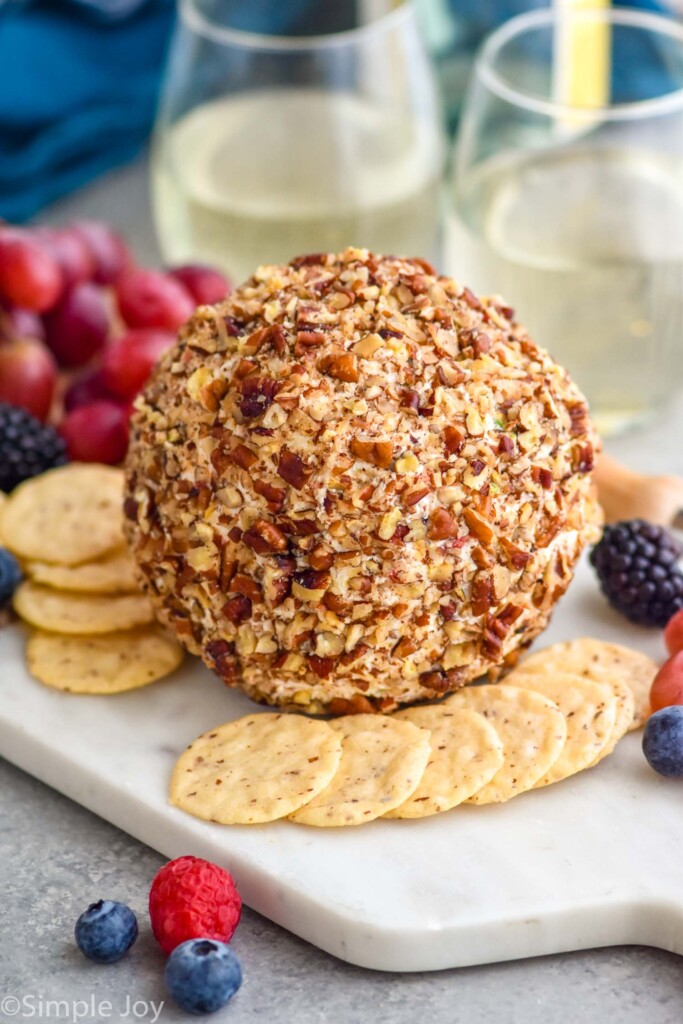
left=0, top=548, right=22, bottom=605
left=642, top=706, right=683, bottom=777
left=165, top=939, right=242, bottom=1015
left=74, top=900, right=138, bottom=964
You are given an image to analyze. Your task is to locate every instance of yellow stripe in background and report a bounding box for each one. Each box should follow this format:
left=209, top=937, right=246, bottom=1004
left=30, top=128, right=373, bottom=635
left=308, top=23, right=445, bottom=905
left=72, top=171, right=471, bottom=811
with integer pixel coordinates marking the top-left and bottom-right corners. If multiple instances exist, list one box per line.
left=554, top=0, right=612, bottom=113
left=358, top=0, right=404, bottom=24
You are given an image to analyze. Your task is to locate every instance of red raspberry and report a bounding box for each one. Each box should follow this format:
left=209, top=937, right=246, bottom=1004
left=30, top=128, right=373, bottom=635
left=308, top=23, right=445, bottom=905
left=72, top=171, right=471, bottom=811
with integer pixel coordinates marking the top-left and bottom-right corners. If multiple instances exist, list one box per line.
left=149, top=856, right=242, bottom=955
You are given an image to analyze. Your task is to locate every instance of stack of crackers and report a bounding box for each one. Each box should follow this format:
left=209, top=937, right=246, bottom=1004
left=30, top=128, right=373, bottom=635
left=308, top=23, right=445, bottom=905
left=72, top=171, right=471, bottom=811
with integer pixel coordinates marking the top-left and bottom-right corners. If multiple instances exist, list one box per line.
left=171, top=638, right=657, bottom=828
left=1, top=464, right=183, bottom=693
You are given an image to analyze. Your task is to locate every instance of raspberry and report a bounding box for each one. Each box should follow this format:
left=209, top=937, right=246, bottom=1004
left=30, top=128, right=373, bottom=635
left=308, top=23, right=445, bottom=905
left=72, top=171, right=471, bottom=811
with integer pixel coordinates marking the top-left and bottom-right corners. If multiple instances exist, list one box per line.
left=149, top=856, right=242, bottom=955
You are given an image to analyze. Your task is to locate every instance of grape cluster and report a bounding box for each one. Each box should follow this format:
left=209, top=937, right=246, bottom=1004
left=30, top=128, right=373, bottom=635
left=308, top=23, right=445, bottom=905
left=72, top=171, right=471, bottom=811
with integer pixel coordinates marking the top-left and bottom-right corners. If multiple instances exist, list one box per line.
left=0, top=221, right=231, bottom=470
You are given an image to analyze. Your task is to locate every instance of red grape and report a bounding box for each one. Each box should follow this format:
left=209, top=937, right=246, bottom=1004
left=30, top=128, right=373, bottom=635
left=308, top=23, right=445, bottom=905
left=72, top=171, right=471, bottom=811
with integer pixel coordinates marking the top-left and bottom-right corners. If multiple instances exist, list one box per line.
left=116, top=269, right=194, bottom=331
left=0, top=303, right=45, bottom=342
left=59, top=400, right=129, bottom=464
left=72, top=221, right=130, bottom=284
left=650, top=651, right=683, bottom=713
left=39, top=227, right=95, bottom=287
left=168, top=264, right=231, bottom=306
left=0, top=338, right=57, bottom=421
left=101, top=328, right=175, bottom=400
left=664, top=608, right=683, bottom=656
left=64, top=369, right=115, bottom=412
left=0, top=232, right=62, bottom=312
left=44, top=282, right=109, bottom=368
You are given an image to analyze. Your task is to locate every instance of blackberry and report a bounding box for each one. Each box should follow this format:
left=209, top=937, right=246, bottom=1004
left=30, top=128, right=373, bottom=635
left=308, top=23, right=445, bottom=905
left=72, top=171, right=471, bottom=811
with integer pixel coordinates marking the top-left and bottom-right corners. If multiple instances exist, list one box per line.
left=0, top=402, right=67, bottom=492
left=590, top=519, right=683, bottom=627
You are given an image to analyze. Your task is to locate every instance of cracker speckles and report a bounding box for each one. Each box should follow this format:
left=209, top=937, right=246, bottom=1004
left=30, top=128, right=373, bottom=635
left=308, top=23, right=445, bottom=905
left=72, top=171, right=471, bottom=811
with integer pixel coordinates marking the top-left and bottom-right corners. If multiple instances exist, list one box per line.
left=3, top=464, right=125, bottom=565
left=27, top=626, right=184, bottom=693
left=289, top=714, right=431, bottom=826
left=447, top=684, right=567, bottom=804
left=503, top=671, right=617, bottom=786
left=27, top=547, right=139, bottom=594
left=385, top=705, right=504, bottom=818
left=13, top=580, right=154, bottom=634
left=170, top=714, right=343, bottom=824
left=520, top=638, right=655, bottom=730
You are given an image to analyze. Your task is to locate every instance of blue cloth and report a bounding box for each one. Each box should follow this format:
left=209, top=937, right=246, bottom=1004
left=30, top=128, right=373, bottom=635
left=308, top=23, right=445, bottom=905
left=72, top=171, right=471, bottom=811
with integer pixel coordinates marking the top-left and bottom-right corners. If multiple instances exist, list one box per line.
left=0, top=0, right=174, bottom=221
left=1, top=0, right=675, bottom=219
left=611, top=0, right=681, bottom=103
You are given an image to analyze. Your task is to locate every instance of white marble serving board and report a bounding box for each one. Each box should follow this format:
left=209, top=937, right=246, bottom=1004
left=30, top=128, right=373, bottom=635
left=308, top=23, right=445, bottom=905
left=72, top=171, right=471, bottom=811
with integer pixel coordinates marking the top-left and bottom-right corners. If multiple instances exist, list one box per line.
left=1, top=555, right=681, bottom=973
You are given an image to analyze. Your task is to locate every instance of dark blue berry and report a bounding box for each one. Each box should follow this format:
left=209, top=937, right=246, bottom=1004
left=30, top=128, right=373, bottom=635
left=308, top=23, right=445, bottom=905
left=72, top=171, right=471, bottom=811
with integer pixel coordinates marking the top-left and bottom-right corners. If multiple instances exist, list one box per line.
left=0, top=548, right=22, bottom=605
left=0, top=402, right=67, bottom=492
left=590, top=519, right=683, bottom=627
left=74, top=900, right=138, bottom=964
left=642, top=707, right=683, bottom=777
left=165, top=939, right=242, bottom=1015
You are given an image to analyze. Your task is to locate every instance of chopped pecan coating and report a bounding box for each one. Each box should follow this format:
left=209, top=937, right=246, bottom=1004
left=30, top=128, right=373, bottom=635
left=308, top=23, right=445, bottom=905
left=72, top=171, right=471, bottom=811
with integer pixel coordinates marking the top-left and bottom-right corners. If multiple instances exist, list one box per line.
left=444, top=425, right=465, bottom=455
left=239, top=376, right=282, bottom=419
left=318, top=350, right=359, bottom=383
left=125, top=247, right=599, bottom=714
left=294, top=569, right=331, bottom=592
left=230, top=444, right=258, bottom=470
left=277, top=448, right=310, bottom=490
left=222, top=593, right=252, bottom=625
left=429, top=508, right=457, bottom=541
left=308, top=655, right=335, bottom=678
left=309, top=545, right=334, bottom=571
left=253, top=479, right=286, bottom=508
left=242, top=519, right=288, bottom=554
left=349, top=438, right=394, bottom=469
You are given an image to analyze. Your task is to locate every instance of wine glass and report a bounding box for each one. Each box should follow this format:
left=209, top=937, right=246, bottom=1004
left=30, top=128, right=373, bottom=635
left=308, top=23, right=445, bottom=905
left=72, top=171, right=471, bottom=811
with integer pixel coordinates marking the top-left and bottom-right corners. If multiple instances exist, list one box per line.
left=447, top=7, right=683, bottom=436
left=152, top=0, right=445, bottom=284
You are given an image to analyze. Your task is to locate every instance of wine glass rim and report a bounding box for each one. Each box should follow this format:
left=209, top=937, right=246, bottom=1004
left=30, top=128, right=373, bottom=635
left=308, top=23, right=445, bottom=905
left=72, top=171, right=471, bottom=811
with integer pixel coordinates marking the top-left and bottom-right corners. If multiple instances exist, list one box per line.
left=477, top=6, right=683, bottom=121
left=179, top=0, right=416, bottom=50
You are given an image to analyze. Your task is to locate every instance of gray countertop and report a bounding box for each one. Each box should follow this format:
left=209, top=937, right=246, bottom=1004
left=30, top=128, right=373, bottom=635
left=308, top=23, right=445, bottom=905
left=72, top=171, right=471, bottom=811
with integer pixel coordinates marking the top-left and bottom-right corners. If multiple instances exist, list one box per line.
left=2, top=157, right=682, bottom=1023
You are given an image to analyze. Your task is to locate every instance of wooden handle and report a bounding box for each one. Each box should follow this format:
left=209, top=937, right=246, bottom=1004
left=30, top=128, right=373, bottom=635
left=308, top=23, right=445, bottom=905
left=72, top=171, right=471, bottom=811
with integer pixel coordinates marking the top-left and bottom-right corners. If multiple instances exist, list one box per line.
left=594, top=453, right=683, bottom=527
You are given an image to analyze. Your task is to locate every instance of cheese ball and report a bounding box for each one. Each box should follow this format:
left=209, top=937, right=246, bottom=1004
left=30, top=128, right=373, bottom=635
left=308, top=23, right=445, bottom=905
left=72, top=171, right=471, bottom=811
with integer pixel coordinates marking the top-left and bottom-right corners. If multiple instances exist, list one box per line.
left=124, top=249, right=600, bottom=714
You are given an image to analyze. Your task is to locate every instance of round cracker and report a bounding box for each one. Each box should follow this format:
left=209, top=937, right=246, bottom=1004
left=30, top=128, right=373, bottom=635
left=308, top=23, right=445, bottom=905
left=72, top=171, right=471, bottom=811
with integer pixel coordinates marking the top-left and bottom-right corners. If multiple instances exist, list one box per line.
left=502, top=671, right=617, bottom=786
left=13, top=580, right=154, bottom=634
left=384, top=706, right=504, bottom=819
left=446, top=684, right=567, bottom=804
left=2, top=464, right=125, bottom=565
left=289, top=715, right=431, bottom=827
left=27, top=626, right=184, bottom=694
left=170, top=714, right=343, bottom=825
left=589, top=676, right=635, bottom=765
left=520, top=638, right=656, bottom=731
left=26, top=547, right=139, bottom=594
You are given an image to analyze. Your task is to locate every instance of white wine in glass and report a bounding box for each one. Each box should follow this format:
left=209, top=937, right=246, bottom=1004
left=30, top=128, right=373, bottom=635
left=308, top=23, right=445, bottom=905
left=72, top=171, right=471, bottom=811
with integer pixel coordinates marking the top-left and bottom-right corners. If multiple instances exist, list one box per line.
left=152, top=2, right=444, bottom=284
left=448, top=8, right=683, bottom=435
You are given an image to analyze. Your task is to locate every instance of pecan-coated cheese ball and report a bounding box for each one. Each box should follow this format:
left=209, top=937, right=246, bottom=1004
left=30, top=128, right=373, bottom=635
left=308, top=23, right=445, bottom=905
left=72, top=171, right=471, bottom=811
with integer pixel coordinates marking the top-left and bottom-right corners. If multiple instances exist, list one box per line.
left=124, top=249, right=600, bottom=714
